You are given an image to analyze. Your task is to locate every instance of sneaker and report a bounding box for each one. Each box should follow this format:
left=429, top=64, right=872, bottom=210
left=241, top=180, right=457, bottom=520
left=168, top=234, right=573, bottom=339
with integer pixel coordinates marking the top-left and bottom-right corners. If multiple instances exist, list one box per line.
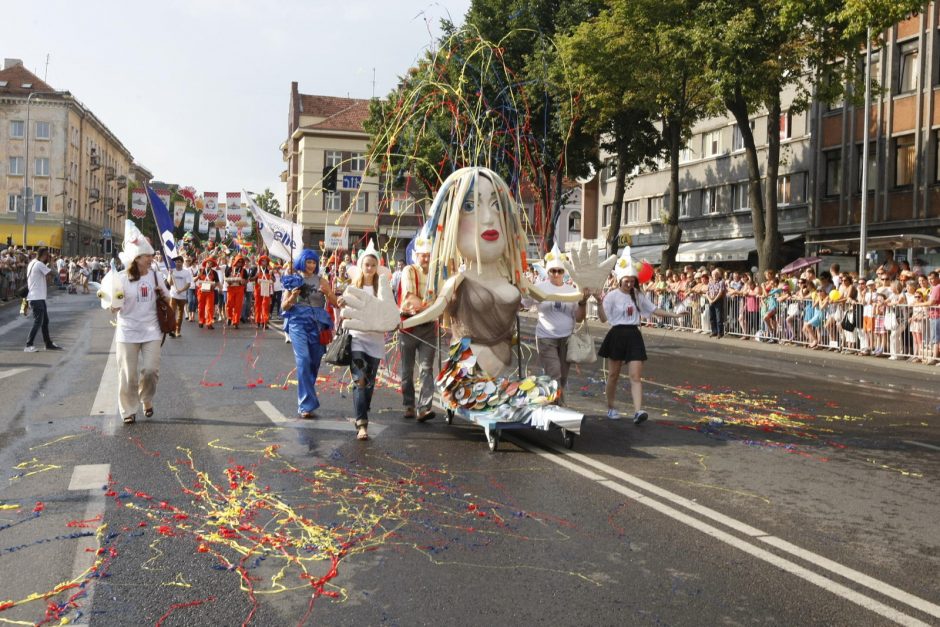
left=24, top=345, right=37, bottom=352
left=606, top=408, right=620, bottom=420
left=45, top=343, right=64, bottom=351
left=633, top=410, right=649, bottom=425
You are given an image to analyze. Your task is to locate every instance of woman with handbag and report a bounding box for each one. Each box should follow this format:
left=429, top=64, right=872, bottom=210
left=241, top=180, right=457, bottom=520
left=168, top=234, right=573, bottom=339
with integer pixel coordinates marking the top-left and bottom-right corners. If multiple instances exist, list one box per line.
left=524, top=244, right=589, bottom=405
left=337, top=241, right=390, bottom=441
left=110, top=221, right=170, bottom=425
left=281, top=249, right=339, bottom=420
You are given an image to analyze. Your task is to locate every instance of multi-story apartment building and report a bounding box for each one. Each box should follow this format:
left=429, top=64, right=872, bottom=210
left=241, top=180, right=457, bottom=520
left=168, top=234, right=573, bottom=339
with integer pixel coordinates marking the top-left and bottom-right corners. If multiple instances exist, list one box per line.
left=282, top=84, right=423, bottom=261
left=810, top=9, right=940, bottom=267
left=586, top=84, right=811, bottom=267
left=0, top=58, right=146, bottom=256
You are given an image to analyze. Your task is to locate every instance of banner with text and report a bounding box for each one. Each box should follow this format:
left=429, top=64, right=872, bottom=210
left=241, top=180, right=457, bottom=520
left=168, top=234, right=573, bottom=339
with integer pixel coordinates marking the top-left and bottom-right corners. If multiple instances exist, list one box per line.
left=325, top=225, right=349, bottom=250
left=208, top=227, right=217, bottom=241
left=131, top=188, right=148, bottom=219
left=184, top=212, right=195, bottom=232
left=198, top=214, right=208, bottom=234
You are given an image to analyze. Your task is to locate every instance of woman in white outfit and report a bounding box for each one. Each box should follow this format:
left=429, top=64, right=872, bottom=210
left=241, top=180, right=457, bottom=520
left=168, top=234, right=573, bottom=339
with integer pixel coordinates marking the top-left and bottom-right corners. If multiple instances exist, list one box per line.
left=111, top=221, right=170, bottom=424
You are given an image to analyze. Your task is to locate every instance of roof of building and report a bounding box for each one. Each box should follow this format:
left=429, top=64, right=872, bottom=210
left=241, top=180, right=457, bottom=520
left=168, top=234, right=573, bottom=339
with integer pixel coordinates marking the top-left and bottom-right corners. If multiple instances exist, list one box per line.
left=0, top=63, right=56, bottom=95
left=299, top=94, right=371, bottom=133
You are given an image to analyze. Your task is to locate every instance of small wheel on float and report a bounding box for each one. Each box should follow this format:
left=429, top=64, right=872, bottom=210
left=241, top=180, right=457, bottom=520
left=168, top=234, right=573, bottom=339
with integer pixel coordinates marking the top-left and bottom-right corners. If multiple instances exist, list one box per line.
left=486, top=429, right=499, bottom=452
left=561, top=428, right=575, bottom=450
left=445, top=409, right=453, bottom=425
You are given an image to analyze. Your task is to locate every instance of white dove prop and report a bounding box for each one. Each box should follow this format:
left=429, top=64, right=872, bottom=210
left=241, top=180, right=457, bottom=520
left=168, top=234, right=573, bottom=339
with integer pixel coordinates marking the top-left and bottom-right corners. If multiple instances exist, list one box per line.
left=340, top=274, right=401, bottom=332
left=564, top=240, right=617, bottom=291
left=96, top=259, right=125, bottom=310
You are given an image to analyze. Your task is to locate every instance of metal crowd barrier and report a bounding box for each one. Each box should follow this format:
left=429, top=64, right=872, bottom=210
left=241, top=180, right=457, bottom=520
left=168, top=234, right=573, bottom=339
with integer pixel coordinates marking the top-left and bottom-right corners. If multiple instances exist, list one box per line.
left=647, top=294, right=939, bottom=364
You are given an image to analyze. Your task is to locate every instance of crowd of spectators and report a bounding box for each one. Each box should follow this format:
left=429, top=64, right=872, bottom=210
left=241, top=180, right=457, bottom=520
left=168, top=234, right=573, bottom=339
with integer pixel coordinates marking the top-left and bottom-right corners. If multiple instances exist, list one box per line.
left=0, top=247, right=110, bottom=302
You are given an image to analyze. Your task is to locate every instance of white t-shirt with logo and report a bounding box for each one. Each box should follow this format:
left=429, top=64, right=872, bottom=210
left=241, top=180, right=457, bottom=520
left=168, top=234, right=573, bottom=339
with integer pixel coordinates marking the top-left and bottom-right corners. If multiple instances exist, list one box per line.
left=116, top=271, right=166, bottom=343
left=26, top=259, right=51, bottom=301
left=602, top=288, right=656, bottom=326
left=533, top=280, right=579, bottom=339
left=169, top=269, right=191, bottom=299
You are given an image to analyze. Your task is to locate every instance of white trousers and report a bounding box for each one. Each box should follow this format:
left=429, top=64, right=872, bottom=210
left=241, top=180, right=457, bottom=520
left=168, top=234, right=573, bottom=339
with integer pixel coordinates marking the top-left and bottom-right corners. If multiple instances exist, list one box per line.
left=117, top=340, right=161, bottom=418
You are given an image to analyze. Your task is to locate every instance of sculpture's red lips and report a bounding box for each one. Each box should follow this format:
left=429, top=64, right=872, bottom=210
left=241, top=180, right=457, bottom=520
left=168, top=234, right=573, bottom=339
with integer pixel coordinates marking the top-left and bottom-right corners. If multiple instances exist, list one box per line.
left=481, top=230, right=500, bottom=241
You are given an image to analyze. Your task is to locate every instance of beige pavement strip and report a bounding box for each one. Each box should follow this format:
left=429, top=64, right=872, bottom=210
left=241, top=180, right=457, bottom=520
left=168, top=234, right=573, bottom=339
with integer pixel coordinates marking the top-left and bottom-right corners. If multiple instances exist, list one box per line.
left=0, top=316, right=27, bottom=338
left=0, top=367, right=30, bottom=381
left=511, top=437, right=939, bottom=625
left=68, top=464, right=110, bottom=627
left=254, top=400, right=386, bottom=435
left=90, top=334, right=119, bottom=418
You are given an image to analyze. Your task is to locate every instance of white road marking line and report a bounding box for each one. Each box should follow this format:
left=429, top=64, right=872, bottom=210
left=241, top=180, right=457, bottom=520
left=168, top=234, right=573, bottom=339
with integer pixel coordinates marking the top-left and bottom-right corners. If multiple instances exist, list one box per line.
left=255, top=400, right=386, bottom=435
left=0, top=316, right=27, bottom=338
left=68, top=464, right=110, bottom=627
left=513, top=438, right=939, bottom=624
left=90, top=334, right=119, bottom=435
left=68, top=463, right=110, bottom=491
left=902, top=440, right=940, bottom=452
left=0, top=367, right=30, bottom=381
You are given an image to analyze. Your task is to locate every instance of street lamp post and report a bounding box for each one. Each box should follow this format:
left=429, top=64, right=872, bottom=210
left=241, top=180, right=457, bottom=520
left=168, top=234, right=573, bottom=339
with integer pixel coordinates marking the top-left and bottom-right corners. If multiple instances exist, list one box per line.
left=21, top=90, right=69, bottom=250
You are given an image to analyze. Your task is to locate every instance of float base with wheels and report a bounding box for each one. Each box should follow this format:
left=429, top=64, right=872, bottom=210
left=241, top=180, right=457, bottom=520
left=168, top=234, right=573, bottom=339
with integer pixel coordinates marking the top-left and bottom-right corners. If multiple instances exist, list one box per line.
left=444, top=405, right=581, bottom=452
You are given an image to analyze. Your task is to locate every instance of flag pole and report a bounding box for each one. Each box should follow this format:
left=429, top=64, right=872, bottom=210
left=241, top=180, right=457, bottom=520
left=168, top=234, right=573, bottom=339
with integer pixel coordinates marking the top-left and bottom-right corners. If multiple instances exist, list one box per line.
left=144, top=186, right=172, bottom=273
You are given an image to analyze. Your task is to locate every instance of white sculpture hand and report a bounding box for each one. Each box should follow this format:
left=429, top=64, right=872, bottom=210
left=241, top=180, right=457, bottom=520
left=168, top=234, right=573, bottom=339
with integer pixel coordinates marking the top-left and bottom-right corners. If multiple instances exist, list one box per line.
left=340, top=274, right=401, bottom=332
left=564, top=240, right=616, bottom=292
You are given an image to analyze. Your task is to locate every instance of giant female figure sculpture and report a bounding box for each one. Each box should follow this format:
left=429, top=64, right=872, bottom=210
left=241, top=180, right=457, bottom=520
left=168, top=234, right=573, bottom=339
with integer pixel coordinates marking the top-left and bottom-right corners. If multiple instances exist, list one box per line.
left=340, top=167, right=613, bottom=444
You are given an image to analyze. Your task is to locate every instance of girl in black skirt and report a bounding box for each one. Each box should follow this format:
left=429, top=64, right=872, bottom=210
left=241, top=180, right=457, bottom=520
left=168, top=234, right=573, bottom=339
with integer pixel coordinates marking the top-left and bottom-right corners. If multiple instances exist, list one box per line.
left=599, top=255, right=680, bottom=423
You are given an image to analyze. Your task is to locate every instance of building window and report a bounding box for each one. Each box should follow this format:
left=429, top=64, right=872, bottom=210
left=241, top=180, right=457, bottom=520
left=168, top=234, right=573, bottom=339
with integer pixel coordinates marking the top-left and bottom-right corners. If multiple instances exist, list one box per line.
left=34, top=157, right=50, bottom=177
left=679, top=142, right=695, bottom=163
left=861, top=50, right=881, bottom=89
left=35, top=121, right=50, bottom=139
left=10, top=120, right=25, bottom=139
left=568, top=211, right=581, bottom=232
left=734, top=182, right=751, bottom=211
left=702, top=188, right=718, bottom=214
left=349, top=152, right=366, bottom=172
left=779, top=111, right=793, bottom=140
left=898, top=42, right=918, bottom=93
left=857, top=143, right=876, bottom=191
left=353, top=192, right=368, bottom=212
left=895, top=135, right=915, bottom=186
left=7, top=194, right=23, bottom=212
left=324, top=191, right=341, bottom=211
left=678, top=192, right=690, bottom=218
left=935, top=131, right=940, bottom=182
left=34, top=195, right=48, bottom=213
left=8, top=156, right=24, bottom=175
left=602, top=158, right=617, bottom=180
left=777, top=175, right=792, bottom=206
left=648, top=196, right=663, bottom=222
left=602, top=203, right=613, bottom=227
left=732, top=121, right=754, bottom=152
left=824, top=68, right=844, bottom=111
left=391, top=196, right=413, bottom=214
left=703, top=129, right=722, bottom=157
left=626, top=200, right=640, bottom=224
left=825, top=150, right=841, bottom=196
left=325, top=151, right=342, bottom=168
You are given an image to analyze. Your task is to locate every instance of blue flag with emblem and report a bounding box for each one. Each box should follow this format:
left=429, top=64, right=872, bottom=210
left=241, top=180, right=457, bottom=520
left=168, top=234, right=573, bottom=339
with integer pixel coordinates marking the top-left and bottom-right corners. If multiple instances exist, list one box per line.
left=146, top=186, right=179, bottom=271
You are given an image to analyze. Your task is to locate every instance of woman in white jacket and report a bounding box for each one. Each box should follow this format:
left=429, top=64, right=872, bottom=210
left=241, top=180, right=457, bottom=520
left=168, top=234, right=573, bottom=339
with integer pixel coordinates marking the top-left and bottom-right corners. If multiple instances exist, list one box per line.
left=109, top=221, right=170, bottom=424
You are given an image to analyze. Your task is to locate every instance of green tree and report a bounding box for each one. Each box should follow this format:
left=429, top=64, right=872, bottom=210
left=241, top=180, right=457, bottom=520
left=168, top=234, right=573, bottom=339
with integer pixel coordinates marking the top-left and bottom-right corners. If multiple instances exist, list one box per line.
left=698, top=0, right=925, bottom=273
left=253, top=188, right=281, bottom=217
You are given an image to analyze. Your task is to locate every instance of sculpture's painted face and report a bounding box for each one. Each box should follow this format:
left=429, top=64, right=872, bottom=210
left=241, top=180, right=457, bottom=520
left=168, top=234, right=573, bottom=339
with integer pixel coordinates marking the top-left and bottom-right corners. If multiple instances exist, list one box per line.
left=457, top=174, right=505, bottom=264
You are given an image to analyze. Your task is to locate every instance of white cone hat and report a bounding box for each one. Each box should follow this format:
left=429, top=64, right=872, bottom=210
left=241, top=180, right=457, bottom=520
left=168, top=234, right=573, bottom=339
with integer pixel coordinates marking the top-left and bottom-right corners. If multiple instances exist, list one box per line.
left=119, top=220, right=154, bottom=267
left=614, top=246, right=637, bottom=281
left=544, top=243, right=566, bottom=272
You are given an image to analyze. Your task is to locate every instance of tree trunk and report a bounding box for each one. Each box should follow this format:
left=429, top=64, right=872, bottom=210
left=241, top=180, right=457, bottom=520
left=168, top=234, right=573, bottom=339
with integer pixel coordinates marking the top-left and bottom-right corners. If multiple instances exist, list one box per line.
left=760, top=88, right=783, bottom=274
left=605, top=146, right=628, bottom=257
left=661, top=117, right=683, bottom=269
left=726, top=89, right=766, bottom=273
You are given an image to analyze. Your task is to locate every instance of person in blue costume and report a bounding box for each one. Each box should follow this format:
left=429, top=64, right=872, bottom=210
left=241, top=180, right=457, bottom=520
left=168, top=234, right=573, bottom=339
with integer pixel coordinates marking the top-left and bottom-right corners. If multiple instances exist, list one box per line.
left=339, top=167, right=614, bottom=438
left=280, top=249, right=340, bottom=419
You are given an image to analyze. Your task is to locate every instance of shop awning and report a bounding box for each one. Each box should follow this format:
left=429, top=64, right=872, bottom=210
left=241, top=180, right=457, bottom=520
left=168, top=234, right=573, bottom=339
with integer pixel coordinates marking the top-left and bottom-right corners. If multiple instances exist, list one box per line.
left=675, top=234, right=801, bottom=263
left=807, top=233, right=940, bottom=252
left=0, top=223, right=62, bottom=249
left=630, top=244, right=664, bottom=265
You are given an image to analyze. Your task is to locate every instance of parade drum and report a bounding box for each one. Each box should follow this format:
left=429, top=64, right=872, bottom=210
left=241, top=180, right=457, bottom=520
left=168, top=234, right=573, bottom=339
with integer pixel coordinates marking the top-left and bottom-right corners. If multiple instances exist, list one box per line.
left=200, top=280, right=214, bottom=292
left=258, top=279, right=273, bottom=297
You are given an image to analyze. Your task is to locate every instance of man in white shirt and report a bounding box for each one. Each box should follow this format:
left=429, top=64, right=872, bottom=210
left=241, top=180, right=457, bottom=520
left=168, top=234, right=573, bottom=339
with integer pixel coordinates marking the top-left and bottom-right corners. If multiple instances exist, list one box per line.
left=166, top=256, right=191, bottom=338
left=24, top=248, right=63, bottom=352
left=398, top=238, right=438, bottom=422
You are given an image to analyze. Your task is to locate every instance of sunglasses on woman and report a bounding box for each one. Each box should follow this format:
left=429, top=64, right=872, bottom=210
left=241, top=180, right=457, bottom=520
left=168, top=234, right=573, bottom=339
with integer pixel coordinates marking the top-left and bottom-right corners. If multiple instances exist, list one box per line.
left=548, top=269, right=565, bottom=274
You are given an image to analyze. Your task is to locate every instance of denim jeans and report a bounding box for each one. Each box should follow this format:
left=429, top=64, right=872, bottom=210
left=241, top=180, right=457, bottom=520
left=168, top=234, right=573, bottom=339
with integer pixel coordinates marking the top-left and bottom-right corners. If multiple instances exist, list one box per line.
left=288, top=322, right=325, bottom=414
left=26, top=299, right=52, bottom=347
left=350, top=350, right=381, bottom=427
left=708, top=300, right=725, bottom=337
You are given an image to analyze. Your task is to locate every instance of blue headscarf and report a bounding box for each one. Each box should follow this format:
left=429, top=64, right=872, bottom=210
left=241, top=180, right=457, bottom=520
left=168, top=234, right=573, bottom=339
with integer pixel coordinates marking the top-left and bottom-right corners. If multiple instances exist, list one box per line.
left=294, top=249, right=319, bottom=273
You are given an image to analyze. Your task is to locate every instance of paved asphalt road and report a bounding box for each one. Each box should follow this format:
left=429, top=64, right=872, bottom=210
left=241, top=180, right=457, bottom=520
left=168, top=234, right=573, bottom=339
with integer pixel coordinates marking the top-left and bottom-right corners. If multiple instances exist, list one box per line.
left=0, top=290, right=937, bottom=626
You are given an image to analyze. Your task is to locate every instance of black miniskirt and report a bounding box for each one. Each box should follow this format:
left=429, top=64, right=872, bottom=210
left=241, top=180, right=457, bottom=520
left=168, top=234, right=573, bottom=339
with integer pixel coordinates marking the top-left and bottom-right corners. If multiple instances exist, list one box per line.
left=597, top=325, right=647, bottom=362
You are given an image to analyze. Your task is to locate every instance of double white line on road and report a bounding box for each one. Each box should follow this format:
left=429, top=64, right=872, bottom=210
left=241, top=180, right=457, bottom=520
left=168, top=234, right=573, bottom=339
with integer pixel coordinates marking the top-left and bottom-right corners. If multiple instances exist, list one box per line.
left=255, top=400, right=387, bottom=435
left=510, top=437, right=940, bottom=627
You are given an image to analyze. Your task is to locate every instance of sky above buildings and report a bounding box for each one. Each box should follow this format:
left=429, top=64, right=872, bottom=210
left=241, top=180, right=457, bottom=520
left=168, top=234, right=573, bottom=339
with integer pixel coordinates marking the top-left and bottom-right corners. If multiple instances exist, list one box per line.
left=4, top=0, right=472, bottom=209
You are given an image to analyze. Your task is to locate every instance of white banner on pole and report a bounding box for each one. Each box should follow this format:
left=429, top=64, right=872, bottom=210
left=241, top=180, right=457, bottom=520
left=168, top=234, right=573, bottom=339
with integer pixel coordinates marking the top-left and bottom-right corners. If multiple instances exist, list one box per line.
left=245, top=190, right=302, bottom=263
left=325, top=226, right=349, bottom=250
left=173, top=200, right=186, bottom=227
left=198, top=214, right=208, bottom=234
left=131, top=188, right=147, bottom=219
left=184, top=212, right=195, bottom=232
left=202, top=192, right=219, bottom=222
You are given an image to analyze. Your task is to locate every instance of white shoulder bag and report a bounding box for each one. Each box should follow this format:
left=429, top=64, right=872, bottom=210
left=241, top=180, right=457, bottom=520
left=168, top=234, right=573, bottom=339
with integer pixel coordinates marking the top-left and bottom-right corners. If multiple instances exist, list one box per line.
left=566, top=323, right=597, bottom=364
